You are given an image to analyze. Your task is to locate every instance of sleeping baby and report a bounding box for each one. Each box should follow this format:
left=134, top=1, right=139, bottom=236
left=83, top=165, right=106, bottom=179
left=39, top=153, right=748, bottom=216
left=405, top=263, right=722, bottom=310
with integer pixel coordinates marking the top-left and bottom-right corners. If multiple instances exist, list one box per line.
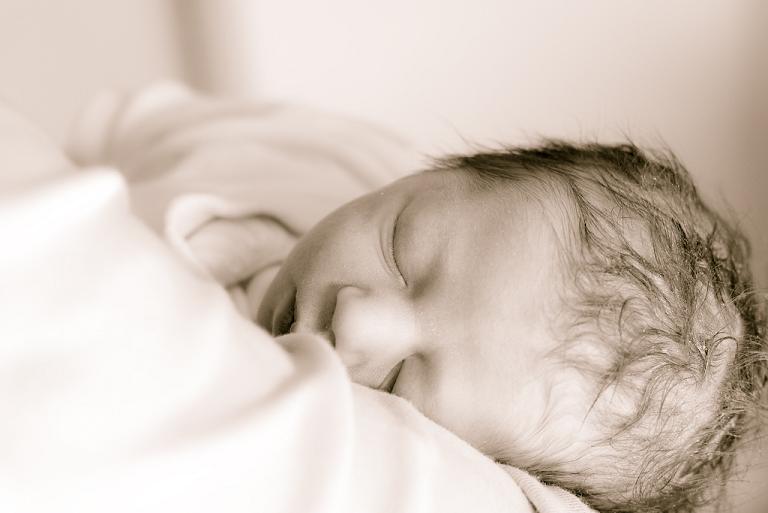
left=190, top=141, right=766, bottom=513
left=70, top=86, right=765, bottom=513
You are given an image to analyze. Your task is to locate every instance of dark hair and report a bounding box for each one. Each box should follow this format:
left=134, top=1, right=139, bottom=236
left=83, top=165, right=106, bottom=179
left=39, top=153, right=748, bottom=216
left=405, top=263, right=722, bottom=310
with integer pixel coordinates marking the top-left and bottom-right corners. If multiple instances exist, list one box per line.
left=436, top=141, right=767, bottom=513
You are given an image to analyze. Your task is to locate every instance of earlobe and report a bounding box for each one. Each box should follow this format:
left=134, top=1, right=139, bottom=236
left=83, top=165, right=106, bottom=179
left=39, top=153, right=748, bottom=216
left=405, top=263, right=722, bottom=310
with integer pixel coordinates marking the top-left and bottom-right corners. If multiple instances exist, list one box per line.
left=704, top=335, right=738, bottom=382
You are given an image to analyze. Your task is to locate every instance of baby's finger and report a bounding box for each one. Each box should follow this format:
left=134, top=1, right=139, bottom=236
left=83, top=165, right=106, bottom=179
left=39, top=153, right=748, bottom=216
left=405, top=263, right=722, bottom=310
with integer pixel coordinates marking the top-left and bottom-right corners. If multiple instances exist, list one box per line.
left=186, top=216, right=296, bottom=286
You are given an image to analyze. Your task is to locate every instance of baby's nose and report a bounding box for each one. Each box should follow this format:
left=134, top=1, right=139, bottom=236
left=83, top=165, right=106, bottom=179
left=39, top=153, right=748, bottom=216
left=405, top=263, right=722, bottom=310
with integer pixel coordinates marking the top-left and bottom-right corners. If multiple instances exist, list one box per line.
left=331, top=286, right=417, bottom=386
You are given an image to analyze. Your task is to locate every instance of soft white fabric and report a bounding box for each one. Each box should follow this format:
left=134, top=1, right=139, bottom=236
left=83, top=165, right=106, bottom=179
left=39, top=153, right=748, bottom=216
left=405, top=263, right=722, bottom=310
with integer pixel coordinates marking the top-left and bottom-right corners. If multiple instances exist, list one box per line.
left=67, top=82, right=426, bottom=316
left=1, top=99, right=536, bottom=513
left=67, top=81, right=424, bottom=259
left=0, top=86, right=599, bottom=512
left=67, top=83, right=599, bottom=513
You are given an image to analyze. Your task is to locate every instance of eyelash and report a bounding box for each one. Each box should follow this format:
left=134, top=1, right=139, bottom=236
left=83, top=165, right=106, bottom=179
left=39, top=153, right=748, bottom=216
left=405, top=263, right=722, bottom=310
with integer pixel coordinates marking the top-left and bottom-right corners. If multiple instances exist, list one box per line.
left=391, top=212, right=407, bottom=286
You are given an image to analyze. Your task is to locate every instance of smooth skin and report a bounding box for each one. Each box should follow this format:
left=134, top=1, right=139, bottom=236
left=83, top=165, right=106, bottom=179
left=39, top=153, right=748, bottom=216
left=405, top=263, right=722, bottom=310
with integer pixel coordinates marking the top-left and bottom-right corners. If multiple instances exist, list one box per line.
left=257, top=170, right=592, bottom=461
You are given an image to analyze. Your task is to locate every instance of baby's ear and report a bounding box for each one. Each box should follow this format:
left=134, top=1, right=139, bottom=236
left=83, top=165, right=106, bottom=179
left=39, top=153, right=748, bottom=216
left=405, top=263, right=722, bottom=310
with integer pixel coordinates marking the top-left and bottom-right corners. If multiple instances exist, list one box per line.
left=709, top=336, right=737, bottom=370
left=186, top=216, right=296, bottom=286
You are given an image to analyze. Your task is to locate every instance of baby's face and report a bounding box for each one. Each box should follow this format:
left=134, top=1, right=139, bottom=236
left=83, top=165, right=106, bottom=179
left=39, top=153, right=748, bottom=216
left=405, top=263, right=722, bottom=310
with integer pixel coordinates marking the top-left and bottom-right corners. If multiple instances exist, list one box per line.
left=257, top=170, right=588, bottom=459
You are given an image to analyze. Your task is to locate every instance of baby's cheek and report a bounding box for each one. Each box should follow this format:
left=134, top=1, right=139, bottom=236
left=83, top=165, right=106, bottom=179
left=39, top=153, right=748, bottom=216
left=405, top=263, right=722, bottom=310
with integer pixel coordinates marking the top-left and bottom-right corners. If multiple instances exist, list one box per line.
left=508, top=370, right=598, bottom=467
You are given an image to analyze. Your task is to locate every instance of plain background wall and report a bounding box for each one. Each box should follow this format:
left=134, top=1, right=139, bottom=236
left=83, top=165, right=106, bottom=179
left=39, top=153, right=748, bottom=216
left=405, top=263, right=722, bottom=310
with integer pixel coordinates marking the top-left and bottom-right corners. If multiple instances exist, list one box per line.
left=254, top=0, right=768, bottom=286
left=0, top=0, right=182, bottom=139
left=0, top=0, right=765, bottom=286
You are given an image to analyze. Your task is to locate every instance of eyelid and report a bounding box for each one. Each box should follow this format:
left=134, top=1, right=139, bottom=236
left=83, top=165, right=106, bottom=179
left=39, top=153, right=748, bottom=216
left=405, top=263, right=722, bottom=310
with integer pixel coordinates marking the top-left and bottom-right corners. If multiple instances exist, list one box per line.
left=388, top=209, right=408, bottom=287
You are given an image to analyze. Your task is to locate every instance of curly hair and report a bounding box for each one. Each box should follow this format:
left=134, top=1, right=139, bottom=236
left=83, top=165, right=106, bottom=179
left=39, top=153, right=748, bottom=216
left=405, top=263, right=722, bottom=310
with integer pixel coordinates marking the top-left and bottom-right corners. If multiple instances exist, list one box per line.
left=436, top=141, right=767, bottom=513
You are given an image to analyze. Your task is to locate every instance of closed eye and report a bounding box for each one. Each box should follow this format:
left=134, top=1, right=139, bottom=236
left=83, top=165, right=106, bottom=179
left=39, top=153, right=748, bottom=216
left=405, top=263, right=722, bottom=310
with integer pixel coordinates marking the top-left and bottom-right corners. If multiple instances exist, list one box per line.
left=390, top=209, right=407, bottom=287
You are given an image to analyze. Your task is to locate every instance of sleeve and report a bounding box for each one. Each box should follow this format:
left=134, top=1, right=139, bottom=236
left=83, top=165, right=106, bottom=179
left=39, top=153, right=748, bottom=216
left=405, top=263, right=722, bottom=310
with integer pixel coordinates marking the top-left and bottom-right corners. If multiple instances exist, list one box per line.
left=66, top=82, right=424, bottom=238
left=66, top=82, right=423, bottom=294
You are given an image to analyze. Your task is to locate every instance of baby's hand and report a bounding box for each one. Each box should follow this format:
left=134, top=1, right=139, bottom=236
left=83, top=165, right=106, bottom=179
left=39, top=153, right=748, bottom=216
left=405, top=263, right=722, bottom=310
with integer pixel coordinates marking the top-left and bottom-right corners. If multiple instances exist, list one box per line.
left=186, top=216, right=297, bottom=286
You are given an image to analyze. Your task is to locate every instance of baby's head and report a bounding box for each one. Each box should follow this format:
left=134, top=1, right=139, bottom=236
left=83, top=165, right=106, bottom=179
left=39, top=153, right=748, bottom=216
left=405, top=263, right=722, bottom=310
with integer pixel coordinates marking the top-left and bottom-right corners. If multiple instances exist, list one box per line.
left=257, top=141, right=766, bottom=512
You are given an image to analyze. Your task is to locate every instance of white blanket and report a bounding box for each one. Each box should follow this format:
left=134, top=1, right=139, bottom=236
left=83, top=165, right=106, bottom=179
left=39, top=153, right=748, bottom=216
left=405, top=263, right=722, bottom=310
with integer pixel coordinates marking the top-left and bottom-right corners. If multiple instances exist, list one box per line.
left=0, top=86, right=595, bottom=513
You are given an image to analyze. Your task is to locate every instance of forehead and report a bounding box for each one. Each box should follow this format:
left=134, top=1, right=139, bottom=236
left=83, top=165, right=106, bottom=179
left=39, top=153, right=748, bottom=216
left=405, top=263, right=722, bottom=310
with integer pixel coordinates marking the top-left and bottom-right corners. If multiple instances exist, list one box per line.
left=396, top=168, right=567, bottom=350
left=400, top=167, right=570, bottom=265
